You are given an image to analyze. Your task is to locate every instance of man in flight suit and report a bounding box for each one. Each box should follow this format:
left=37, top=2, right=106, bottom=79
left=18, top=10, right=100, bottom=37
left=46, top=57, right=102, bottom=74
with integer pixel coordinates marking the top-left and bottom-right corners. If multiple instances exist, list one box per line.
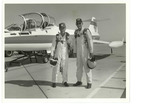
left=73, top=18, right=94, bottom=89
left=51, top=23, right=71, bottom=88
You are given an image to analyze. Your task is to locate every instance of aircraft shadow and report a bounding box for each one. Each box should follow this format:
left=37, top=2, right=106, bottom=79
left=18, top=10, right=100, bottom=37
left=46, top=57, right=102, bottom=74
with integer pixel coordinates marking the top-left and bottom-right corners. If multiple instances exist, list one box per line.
left=94, top=54, right=111, bottom=61
left=5, top=56, right=47, bottom=68
left=5, top=80, right=86, bottom=88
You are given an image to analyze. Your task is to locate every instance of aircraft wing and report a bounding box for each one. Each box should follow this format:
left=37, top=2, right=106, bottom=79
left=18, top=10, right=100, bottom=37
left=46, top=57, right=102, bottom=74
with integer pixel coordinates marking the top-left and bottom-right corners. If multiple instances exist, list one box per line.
left=93, top=39, right=124, bottom=48
left=93, top=40, right=110, bottom=44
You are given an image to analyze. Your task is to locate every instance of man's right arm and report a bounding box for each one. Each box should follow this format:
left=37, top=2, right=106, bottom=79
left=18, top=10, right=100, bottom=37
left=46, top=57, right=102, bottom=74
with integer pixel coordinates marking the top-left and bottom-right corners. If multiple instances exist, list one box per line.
left=73, top=30, right=77, bottom=57
left=51, top=35, right=57, bottom=57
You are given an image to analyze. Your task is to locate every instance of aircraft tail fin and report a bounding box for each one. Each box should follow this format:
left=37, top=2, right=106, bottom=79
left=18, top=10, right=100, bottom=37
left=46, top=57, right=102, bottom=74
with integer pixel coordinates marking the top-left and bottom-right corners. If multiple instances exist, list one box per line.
left=83, top=17, right=110, bottom=35
left=83, top=17, right=99, bottom=34
left=122, top=37, right=125, bottom=42
left=89, top=17, right=99, bottom=33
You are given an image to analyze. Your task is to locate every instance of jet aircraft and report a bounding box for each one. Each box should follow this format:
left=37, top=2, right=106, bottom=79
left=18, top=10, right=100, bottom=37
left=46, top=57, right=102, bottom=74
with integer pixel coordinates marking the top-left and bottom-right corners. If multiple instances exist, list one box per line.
left=5, top=12, right=124, bottom=62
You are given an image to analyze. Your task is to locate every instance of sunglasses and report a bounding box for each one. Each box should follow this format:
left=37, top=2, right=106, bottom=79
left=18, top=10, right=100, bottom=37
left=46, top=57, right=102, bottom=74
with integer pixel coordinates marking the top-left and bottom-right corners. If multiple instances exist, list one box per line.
left=59, top=27, right=66, bottom=29
left=76, top=22, right=82, bottom=25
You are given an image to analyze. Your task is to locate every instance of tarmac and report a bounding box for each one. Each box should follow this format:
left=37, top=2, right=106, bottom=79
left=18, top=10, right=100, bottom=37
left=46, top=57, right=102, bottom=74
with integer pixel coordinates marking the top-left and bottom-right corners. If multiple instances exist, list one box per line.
left=4, top=44, right=126, bottom=99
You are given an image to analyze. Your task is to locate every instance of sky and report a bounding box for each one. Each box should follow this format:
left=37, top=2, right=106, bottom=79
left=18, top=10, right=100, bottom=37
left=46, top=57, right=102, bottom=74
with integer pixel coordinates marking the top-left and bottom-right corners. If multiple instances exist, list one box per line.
left=4, top=4, right=126, bottom=41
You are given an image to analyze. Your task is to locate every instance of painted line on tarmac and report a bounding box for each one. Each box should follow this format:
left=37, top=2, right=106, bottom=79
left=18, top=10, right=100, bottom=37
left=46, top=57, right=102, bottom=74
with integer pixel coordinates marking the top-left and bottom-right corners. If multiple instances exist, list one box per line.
left=86, top=63, right=125, bottom=98
left=22, top=64, right=48, bottom=98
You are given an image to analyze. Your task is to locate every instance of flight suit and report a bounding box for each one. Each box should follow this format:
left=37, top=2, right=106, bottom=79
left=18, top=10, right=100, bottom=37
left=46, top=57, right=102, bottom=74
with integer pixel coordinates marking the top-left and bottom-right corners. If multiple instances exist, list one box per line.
left=73, top=28, right=93, bottom=84
left=51, top=32, right=71, bottom=83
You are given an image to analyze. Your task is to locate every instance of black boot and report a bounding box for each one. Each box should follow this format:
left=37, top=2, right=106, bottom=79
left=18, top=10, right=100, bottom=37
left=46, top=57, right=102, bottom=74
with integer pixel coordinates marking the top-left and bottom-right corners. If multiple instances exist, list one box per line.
left=73, top=81, right=82, bottom=86
left=52, top=83, right=56, bottom=88
left=86, top=83, right=92, bottom=89
left=64, top=82, right=69, bottom=87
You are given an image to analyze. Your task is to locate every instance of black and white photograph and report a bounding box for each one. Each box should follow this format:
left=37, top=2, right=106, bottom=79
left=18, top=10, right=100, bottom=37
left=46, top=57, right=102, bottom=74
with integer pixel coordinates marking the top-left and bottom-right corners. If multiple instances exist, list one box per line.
left=4, top=3, right=126, bottom=99
left=2, top=0, right=150, bottom=109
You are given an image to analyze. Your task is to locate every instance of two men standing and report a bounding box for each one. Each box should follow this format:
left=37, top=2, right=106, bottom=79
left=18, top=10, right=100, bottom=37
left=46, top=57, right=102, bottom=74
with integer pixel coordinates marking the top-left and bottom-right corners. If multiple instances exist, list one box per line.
left=51, top=18, right=94, bottom=89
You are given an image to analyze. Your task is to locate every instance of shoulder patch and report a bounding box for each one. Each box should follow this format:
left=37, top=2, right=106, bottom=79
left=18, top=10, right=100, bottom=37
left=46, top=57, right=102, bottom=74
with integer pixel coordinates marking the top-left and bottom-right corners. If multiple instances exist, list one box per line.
left=83, top=28, right=88, bottom=34
left=74, top=29, right=78, bottom=38
left=65, top=32, right=70, bottom=40
left=56, top=33, right=60, bottom=41
left=66, top=32, right=70, bottom=37
left=83, top=28, right=91, bottom=35
left=56, top=34, right=59, bottom=37
left=74, top=29, right=78, bottom=34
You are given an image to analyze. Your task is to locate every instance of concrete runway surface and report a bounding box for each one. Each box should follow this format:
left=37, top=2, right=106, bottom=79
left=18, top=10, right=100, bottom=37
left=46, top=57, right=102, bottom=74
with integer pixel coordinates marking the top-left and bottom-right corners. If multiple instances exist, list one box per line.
left=4, top=44, right=126, bottom=98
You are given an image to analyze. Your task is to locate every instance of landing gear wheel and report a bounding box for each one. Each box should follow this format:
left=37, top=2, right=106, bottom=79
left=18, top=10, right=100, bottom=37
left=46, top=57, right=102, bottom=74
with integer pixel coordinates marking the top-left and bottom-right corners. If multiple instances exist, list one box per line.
left=5, top=64, right=8, bottom=72
left=5, top=51, right=13, bottom=57
left=43, top=57, right=48, bottom=63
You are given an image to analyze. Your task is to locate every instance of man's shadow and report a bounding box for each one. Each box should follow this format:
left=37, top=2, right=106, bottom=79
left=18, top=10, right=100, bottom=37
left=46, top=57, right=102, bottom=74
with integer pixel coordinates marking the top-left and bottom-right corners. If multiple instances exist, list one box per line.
left=5, top=54, right=47, bottom=69
left=5, top=80, right=85, bottom=88
left=94, top=54, right=111, bottom=61
left=5, top=80, right=52, bottom=87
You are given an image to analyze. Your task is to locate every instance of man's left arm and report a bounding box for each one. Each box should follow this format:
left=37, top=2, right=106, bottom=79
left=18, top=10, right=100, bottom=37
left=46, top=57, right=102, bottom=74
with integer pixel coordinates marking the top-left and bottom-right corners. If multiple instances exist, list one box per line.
left=66, top=32, right=71, bottom=47
left=85, top=29, right=94, bottom=57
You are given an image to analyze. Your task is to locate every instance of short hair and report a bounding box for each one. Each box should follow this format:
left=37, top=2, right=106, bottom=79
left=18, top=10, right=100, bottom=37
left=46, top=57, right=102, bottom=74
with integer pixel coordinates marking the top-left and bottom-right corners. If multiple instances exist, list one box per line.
left=76, top=18, right=83, bottom=24
left=59, top=23, right=66, bottom=28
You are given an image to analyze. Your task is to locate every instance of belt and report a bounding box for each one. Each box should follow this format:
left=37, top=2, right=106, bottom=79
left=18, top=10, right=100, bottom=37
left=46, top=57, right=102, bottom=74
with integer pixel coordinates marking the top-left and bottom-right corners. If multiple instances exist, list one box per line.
left=57, top=40, right=65, bottom=44
left=75, top=33, right=83, bottom=38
